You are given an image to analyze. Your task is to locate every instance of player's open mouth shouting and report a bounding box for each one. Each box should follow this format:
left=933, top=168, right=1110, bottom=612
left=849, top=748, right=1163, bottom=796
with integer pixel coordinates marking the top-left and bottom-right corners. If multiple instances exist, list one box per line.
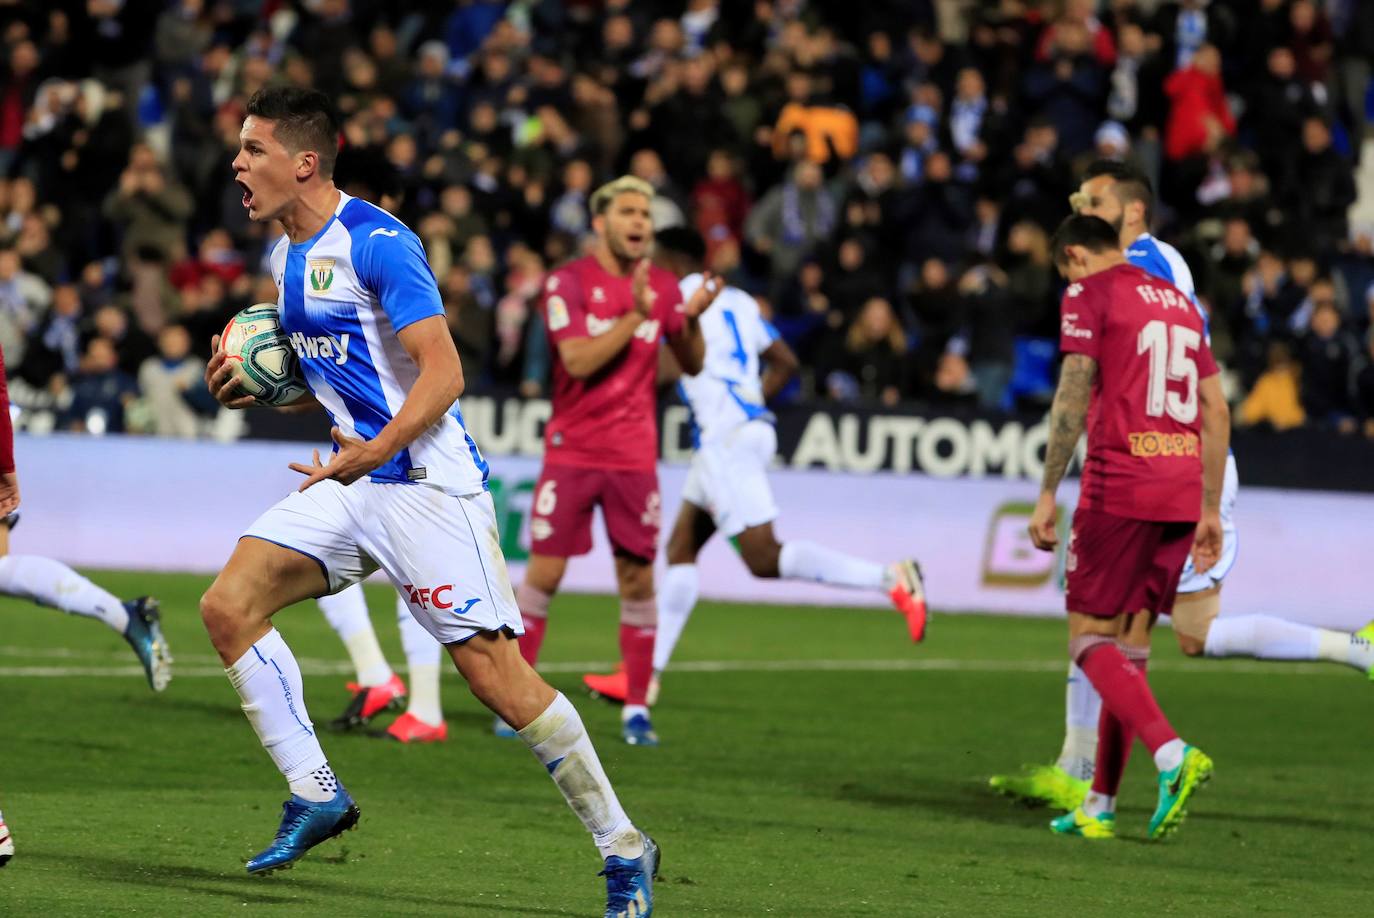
left=236, top=177, right=254, bottom=212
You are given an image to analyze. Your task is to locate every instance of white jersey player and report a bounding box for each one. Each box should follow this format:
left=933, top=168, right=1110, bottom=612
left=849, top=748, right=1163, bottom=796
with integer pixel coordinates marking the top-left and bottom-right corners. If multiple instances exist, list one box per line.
left=990, top=161, right=1374, bottom=812
left=582, top=227, right=927, bottom=706
left=200, top=87, right=659, bottom=913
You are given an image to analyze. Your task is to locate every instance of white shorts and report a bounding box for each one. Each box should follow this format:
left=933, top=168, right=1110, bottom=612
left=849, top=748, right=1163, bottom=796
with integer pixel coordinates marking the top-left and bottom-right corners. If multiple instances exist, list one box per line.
left=681, top=421, right=780, bottom=538
left=1177, top=452, right=1240, bottom=594
left=244, top=479, right=523, bottom=644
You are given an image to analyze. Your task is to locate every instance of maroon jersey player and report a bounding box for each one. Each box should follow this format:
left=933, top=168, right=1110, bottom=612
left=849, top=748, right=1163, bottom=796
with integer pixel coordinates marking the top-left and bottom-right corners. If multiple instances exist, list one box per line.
left=511, top=176, right=721, bottom=746
left=1029, top=214, right=1230, bottom=840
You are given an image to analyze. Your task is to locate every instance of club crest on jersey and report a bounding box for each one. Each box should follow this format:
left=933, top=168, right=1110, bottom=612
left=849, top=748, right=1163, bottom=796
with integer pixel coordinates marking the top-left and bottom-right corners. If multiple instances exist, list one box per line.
left=308, top=258, right=335, bottom=293
left=591, top=286, right=607, bottom=303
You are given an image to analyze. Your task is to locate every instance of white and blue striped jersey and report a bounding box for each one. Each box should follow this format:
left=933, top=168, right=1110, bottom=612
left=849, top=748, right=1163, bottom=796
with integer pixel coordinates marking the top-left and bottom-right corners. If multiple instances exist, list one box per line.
left=268, top=191, right=489, bottom=495
left=677, top=273, right=779, bottom=445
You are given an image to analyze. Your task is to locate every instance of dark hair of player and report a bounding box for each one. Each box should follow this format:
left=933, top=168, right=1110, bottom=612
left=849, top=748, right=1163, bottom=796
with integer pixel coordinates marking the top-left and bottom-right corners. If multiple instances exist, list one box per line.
left=1082, top=159, right=1153, bottom=223
left=1050, top=214, right=1123, bottom=267
left=245, top=86, right=342, bottom=178
left=653, top=226, right=706, bottom=266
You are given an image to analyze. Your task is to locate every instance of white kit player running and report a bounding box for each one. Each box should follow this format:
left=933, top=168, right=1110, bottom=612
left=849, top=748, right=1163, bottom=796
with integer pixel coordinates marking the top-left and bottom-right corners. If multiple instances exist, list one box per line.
left=201, top=87, right=658, bottom=914
left=991, top=161, right=1374, bottom=811
left=582, top=227, right=926, bottom=706
left=316, top=585, right=447, bottom=742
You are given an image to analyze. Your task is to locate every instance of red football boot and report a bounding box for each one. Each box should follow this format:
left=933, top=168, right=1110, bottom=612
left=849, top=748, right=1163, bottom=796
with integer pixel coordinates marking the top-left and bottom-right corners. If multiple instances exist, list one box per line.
left=331, top=673, right=406, bottom=729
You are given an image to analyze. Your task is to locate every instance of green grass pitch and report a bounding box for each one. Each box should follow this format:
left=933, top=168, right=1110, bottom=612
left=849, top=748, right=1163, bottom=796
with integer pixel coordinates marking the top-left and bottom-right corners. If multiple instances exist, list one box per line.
left=0, top=571, right=1369, bottom=916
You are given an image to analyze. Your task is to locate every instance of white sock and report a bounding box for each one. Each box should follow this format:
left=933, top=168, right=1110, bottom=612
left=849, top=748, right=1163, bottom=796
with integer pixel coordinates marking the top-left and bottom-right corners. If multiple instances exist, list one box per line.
left=288, top=764, right=339, bottom=803
left=1153, top=738, right=1186, bottom=773
left=778, top=540, right=886, bottom=590
left=1203, top=615, right=1353, bottom=664
left=519, top=692, right=642, bottom=860
left=318, top=586, right=392, bottom=687
left=397, top=596, right=443, bottom=724
left=1056, top=662, right=1102, bottom=782
left=1317, top=629, right=1374, bottom=671
left=622, top=704, right=649, bottom=723
left=225, top=628, right=330, bottom=798
left=653, top=564, right=698, bottom=673
left=0, top=555, right=129, bottom=633
left=1082, top=791, right=1115, bottom=818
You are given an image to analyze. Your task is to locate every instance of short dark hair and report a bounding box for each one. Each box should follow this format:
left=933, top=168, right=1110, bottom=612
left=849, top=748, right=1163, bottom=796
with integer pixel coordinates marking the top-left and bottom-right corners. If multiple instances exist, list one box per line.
left=245, top=86, right=341, bottom=178
left=1082, top=159, right=1153, bottom=222
left=653, top=226, right=706, bottom=265
left=1050, top=214, right=1122, bottom=266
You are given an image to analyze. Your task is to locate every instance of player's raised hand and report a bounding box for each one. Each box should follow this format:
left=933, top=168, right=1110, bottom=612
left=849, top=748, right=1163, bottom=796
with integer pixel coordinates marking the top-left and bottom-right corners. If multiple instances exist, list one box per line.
left=205, top=333, right=258, bottom=410
left=683, top=272, right=723, bottom=319
left=288, top=426, right=386, bottom=491
left=1028, top=492, right=1059, bottom=552
left=1191, top=510, right=1223, bottom=574
left=0, top=471, right=21, bottom=517
left=630, top=258, right=655, bottom=317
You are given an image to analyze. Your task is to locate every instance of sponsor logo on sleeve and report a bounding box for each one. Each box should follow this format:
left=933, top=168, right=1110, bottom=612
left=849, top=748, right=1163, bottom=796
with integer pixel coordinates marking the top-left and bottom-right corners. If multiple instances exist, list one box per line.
left=547, top=295, right=570, bottom=332
left=369, top=228, right=399, bottom=238
left=1061, top=313, right=1093, bottom=339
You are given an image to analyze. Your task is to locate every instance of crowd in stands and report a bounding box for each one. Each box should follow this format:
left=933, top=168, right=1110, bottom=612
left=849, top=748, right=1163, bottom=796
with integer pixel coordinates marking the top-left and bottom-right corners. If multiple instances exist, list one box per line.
left=0, top=0, right=1371, bottom=439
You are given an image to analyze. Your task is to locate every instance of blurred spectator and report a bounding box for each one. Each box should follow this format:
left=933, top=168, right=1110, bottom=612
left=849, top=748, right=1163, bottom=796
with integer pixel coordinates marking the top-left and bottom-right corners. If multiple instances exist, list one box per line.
left=772, top=69, right=860, bottom=165
left=1024, top=20, right=1107, bottom=157
left=817, top=296, right=908, bottom=405
left=138, top=324, right=213, bottom=438
left=1284, top=118, right=1358, bottom=255
left=102, top=144, right=193, bottom=266
left=169, top=229, right=245, bottom=292
left=692, top=150, right=750, bottom=265
left=1299, top=298, right=1359, bottom=432
left=747, top=161, right=838, bottom=296
left=1164, top=45, right=1233, bottom=163
left=1239, top=341, right=1305, bottom=430
left=60, top=337, right=137, bottom=434
left=0, top=245, right=51, bottom=367
left=1357, top=332, right=1374, bottom=438
left=91, top=304, right=156, bottom=378
left=16, top=283, right=81, bottom=388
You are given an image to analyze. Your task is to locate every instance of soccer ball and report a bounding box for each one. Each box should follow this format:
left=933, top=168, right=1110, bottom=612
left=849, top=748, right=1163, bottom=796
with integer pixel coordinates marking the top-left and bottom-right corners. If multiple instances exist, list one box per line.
left=219, top=303, right=308, bottom=407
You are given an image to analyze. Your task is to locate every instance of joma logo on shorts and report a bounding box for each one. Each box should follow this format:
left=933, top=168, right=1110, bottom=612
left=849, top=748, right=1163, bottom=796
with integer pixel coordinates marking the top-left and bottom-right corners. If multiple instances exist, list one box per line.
left=402, top=584, right=481, bottom=614
left=289, top=332, right=351, bottom=365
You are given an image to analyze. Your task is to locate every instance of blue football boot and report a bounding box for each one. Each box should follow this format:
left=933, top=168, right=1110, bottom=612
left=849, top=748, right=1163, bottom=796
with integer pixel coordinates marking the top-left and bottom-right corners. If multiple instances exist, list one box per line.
left=622, top=713, right=659, bottom=747
left=122, top=597, right=172, bottom=692
left=601, top=833, right=659, bottom=918
left=246, top=787, right=360, bottom=875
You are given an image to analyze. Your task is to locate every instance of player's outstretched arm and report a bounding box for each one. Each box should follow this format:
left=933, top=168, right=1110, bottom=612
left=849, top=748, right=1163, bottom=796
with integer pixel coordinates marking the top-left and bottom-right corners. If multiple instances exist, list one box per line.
left=290, top=315, right=462, bottom=491
left=1029, top=353, right=1097, bottom=551
left=0, top=347, right=18, bottom=517
left=760, top=337, right=800, bottom=400
left=1192, top=372, right=1230, bottom=573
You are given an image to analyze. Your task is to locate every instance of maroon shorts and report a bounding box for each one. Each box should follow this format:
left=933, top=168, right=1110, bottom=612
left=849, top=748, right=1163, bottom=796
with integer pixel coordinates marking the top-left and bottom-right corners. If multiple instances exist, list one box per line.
left=527, top=463, right=661, bottom=562
left=1064, top=506, right=1195, bottom=618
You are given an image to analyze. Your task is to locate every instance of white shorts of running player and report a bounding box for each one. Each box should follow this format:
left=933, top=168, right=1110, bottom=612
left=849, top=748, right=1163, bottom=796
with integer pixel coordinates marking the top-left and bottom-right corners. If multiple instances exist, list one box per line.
left=682, top=420, right=780, bottom=538
left=244, top=478, right=523, bottom=644
left=1177, top=452, right=1240, bottom=595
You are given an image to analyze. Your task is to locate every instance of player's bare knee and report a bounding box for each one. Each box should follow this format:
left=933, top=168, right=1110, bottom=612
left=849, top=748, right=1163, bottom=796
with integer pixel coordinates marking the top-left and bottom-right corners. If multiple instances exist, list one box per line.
left=741, top=542, right=780, bottom=578
left=665, top=530, right=697, bottom=566
left=614, top=557, right=655, bottom=602
left=199, top=585, right=250, bottom=649
left=1177, top=631, right=1207, bottom=657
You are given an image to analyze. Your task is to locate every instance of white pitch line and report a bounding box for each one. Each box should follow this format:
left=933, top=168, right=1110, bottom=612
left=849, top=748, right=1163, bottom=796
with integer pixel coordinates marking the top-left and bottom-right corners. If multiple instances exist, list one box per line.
left=0, top=657, right=1349, bottom=678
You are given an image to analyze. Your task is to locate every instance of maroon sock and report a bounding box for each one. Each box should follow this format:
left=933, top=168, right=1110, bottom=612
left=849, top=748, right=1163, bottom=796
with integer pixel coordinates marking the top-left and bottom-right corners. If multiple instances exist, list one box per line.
left=1077, top=641, right=1177, bottom=754
left=517, top=616, right=545, bottom=666
left=619, top=624, right=656, bottom=706
left=515, top=583, right=550, bottom=667
left=1091, top=650, right=1149, bottom=797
